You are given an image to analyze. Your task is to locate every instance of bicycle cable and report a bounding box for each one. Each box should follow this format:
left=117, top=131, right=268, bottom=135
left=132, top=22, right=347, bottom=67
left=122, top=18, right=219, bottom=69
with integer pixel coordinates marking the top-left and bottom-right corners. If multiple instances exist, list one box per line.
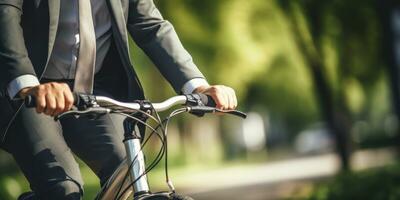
left=163, top=108, right=188, bottom=193
left=114, top=111, right=166, bottom=199
left=113, top=107, right=173, bottom=200
left=112, top=112, right=165, bottom=200
left=115, top=107, right=188, bottom=199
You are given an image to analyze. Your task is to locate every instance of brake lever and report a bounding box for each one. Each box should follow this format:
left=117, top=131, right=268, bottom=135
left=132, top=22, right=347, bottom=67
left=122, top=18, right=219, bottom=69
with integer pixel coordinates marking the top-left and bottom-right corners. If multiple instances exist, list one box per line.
left=188, top=106, right=213, bottom=117
left=215, top=108, right=247, bottom=118
left=54, top=107, right=111, bottom=121
left=188, top=106, right=247, bottom=118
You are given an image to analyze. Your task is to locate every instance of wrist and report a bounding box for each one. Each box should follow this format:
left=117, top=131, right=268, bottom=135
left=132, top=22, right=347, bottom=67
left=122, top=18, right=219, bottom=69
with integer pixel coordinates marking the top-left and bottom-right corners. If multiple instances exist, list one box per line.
left=193, top=85, right=209, bottom=93
left=181, top=78, right=209, bottom=94
left=18, top=87, right=33, bottom=99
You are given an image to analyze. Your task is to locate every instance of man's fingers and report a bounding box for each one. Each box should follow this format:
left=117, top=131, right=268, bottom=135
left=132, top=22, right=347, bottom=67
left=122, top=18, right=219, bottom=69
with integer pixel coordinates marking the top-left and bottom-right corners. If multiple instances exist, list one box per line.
left=44, top=94, right=56, bottom=116
left=53, top=92, right=65, bottom=116
left=228, top=87, right=237, bottom=109
left=36, top=94, right=46, bottom=113
left=222, top=87, right=231, bottom=110
left=213, top=93, right=224, bottom=109
left=211, top=88, right=227, bottom=110
left=26, top=82, right=73, bottom=116
left=225, top=86, right=235, bottom=110
left=198, top=85, right=238, bottom=111
left=35, top=85, right=46, bottom=113
left=63, top=90, right=74, bottom=112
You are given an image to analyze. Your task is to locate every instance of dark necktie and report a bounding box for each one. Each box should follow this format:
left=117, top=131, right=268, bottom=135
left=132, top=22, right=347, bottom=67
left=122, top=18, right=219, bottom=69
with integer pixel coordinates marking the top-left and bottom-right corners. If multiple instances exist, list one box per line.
left=74, top=0, right=96, bottom=94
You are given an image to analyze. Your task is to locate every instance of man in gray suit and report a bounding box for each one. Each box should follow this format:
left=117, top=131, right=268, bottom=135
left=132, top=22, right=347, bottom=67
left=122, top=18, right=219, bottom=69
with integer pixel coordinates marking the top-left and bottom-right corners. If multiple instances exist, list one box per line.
left=0, top=0, right=237, bottom=199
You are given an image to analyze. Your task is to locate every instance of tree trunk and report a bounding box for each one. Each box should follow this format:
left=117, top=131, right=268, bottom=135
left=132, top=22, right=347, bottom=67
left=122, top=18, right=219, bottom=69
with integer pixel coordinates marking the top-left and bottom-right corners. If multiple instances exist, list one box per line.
left=378, top=0, right=400, bottom=150
left=283, top=2, right=352, bottom=170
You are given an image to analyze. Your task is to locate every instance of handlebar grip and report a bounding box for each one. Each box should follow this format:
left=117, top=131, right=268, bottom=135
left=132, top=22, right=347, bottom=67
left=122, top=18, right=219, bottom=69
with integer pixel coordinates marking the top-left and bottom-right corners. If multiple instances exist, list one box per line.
left=24, top=95, right=37, bottom=108
left=195, top=93, right=216, bottom=107
left=24, top=93, right=80, bottom=108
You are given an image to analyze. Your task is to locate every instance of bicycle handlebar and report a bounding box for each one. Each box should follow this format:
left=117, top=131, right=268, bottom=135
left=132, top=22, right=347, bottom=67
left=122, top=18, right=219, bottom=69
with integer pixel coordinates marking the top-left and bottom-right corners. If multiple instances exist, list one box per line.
left=25, top=93, right=214, bottom=111
left=24, top=93, right=246, bottom=119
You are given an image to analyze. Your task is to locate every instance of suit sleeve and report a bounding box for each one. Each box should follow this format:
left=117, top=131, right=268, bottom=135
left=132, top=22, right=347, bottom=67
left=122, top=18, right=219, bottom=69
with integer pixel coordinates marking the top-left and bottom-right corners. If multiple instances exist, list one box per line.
left=0, top=1, right=37, bottom=98
left=127, top=0, right=206, bottom=94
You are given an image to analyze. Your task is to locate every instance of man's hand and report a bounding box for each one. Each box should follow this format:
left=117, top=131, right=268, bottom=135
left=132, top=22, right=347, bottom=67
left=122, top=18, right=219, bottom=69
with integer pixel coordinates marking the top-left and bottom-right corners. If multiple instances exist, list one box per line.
left=194, top=85, right=237, bottom=110
left=19, top=82, right=74, bottom=116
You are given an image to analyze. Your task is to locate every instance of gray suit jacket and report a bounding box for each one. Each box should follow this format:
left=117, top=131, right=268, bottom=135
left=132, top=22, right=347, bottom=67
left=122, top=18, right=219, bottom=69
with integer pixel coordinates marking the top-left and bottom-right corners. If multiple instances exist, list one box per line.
left=0, top=0, right=205, bottom=144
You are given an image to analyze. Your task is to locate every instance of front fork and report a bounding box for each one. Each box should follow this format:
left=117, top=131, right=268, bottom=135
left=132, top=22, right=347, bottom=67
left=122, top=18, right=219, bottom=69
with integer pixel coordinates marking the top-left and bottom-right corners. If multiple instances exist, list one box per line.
left=123, top=117, right=150, bottom=197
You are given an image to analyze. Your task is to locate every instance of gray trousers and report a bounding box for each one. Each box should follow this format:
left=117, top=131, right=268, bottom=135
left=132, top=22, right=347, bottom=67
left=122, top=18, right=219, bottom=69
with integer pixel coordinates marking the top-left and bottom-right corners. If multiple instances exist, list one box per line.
left=3, top=90, right=127, bottom=199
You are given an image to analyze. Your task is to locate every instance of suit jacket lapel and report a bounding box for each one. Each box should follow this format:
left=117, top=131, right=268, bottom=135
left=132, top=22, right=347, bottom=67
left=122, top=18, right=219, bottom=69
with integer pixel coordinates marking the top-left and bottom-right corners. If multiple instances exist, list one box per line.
left=107, top=0, right=144, bottom=100
left=46, top=0, right=60, bottom=67
left=107, top=0, right=130, bottom=58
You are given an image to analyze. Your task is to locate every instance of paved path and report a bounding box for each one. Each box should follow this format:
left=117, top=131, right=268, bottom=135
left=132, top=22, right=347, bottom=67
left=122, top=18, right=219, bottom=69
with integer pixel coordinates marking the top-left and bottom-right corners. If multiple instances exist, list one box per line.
left=171, top=147, right=397, bottom=200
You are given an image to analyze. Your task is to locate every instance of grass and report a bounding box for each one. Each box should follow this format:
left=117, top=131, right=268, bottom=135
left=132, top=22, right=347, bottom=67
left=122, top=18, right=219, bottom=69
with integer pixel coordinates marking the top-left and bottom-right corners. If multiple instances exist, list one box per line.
left=305, top=163, right=400, bottom=200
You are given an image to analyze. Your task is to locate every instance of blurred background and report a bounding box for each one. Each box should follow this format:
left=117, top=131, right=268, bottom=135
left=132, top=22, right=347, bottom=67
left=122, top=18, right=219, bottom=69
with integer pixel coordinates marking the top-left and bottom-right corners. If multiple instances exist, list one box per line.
left=2, top=0, right=400, bottom=199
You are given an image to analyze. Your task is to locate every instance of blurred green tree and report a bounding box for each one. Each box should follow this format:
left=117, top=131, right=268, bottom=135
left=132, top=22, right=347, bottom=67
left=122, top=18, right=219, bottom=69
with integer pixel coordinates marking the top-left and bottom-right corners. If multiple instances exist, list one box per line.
left=276, top=0, right=389, bottom=170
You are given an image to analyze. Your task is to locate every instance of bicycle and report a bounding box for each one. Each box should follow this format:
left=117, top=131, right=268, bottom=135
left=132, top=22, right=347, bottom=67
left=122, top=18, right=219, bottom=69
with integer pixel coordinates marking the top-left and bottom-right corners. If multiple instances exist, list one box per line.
left=24, top=93, right=246, bottom=200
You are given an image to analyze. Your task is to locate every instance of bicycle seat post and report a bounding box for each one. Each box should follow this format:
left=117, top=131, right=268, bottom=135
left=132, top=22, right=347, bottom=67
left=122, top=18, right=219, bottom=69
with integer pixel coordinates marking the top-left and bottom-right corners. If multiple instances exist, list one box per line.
left=123, top=117, right=150, bottom=197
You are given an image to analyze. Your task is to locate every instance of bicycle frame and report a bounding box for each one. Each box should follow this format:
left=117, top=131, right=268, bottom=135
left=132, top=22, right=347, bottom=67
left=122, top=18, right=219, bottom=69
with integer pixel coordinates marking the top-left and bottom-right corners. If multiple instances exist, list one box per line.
left=95, top=158, right=134, bottom=199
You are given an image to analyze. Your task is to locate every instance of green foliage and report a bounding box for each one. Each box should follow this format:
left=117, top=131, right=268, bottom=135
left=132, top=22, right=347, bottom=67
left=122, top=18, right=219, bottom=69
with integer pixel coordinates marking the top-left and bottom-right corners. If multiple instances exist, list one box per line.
left=136, top=0, right=324, bottom=136
left=0, top=176, right=22, bottom=200
left=171, top=0, right=387, bottom=144
left=307, top=164, right=400, bottom=200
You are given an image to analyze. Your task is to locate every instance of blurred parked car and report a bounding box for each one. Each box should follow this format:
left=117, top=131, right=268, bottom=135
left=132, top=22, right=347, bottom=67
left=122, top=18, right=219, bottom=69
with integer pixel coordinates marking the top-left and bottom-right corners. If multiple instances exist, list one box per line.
left=294, top=123, right=335, bottom=155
